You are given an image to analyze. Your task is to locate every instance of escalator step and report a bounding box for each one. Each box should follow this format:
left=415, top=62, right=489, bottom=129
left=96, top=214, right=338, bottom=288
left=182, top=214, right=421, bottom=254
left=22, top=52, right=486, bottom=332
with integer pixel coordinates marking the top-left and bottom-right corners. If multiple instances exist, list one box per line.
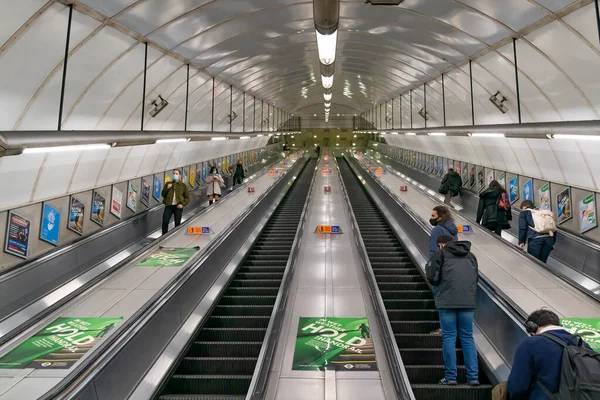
left=375, top=275, right=425, bottom=283
left=164, top=375, right=252, bottom=396
left=411, top=385, right=494, bottom=400
left=400, top=348, right=464, bottom=365
left=205, top=316, right=270, bottom=329
left=224, top=287, right=280, bottom=296
left=395, top=334, right=462, bottom=349
left=384, top=299, right=435, bottom=309
left=177, top=357, right=257, bottom=374
left=386, top=309, right=439, bottom=321
left=197, top=328, right=266, bottom=342
left=405, top=365, right=467, bottom=383
left=213, top=305, right=274, bottom=317
left=235, top=272, right=285, bottom=280
left=219, top=296, right=277, bottom=306
left=230, top=279, right=282, bottom=287
left=188, top=342, right=263, bottom=357
left=160, top=395, right=246, bottom=400
left=378, top=283, right=431, bottom=292
left=390, top=321, right=440, bottom=334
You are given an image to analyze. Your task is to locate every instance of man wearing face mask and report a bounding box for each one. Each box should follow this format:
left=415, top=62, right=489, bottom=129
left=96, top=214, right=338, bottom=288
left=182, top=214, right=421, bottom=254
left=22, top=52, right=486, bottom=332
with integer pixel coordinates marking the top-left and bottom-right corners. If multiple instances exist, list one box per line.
left=161, top=168, right=190, bottom=235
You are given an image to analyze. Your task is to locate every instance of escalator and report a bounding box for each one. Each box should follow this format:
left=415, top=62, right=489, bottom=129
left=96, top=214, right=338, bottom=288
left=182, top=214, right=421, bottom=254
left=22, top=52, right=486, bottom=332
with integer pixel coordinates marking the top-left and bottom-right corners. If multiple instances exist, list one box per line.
left=338, top=158, right=493, bottom=400
left=158, top=158, right=316, bottom=400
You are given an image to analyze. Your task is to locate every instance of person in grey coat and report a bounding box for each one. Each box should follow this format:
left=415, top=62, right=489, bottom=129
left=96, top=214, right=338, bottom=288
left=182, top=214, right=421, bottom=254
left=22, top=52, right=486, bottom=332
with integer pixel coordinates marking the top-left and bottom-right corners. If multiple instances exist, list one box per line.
left=426, top=235, right=479, bottom=386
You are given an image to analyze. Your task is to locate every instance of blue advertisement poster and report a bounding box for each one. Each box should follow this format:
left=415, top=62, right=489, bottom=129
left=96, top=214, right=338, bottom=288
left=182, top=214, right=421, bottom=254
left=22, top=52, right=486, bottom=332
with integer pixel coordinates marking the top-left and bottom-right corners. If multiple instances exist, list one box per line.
left=5, top=212, right=31, bottom=259
left=522, top=179, right=533, bottom=202
left=509, top=176, right=519, bottom=204
left=153, top=176, right=162, bottom=201
left=40, top=204, right=60, bottom=246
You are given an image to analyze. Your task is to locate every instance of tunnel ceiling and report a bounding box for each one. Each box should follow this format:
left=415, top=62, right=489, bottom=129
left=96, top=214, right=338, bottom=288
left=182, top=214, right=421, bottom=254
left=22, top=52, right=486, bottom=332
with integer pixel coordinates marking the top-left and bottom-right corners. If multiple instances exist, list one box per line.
left=2, top=0, right=598, bottom=123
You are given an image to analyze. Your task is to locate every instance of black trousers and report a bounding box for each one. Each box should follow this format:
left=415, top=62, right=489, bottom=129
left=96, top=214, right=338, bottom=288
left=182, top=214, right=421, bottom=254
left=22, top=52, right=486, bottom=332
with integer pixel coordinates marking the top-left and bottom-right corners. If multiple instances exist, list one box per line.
left=162, top=205, right=183, bottom=235
left=233, top=175, right=243, bottom=185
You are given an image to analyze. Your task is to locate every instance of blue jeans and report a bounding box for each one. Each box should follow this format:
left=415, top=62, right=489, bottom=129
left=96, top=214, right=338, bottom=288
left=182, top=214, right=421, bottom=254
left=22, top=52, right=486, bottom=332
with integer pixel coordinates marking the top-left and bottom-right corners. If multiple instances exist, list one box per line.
left=438, top=309, right=478, bottom=382
left=527, top=236, right=554, bottom=263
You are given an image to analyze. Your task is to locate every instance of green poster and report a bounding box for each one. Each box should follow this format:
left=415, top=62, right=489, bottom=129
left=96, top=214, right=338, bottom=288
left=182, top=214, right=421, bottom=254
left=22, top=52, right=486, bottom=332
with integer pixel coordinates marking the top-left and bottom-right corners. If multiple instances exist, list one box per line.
left=561, top=318, right=600, bottom=351
left=292, top=317, right=377, bottom=371
left=136, top=246, right=200, bottom=267
left=0, top=317, right=122, bottom=369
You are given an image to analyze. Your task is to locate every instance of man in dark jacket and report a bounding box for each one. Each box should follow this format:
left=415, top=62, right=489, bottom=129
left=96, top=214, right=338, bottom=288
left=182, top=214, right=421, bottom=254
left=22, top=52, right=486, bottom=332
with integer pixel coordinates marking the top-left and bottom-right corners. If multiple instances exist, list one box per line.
left=426, top=235, right=479, bottom=386
left=507, top=309, right=592, bottom=400
left=518, top=200, right=557, bottom=263
left=476, top=180, right=512, bottom=235
left=161, top=169, right=190, bottom=235
left=232, top=159, right=247, bottom=187
left=440, top=168, right=463, bottom=205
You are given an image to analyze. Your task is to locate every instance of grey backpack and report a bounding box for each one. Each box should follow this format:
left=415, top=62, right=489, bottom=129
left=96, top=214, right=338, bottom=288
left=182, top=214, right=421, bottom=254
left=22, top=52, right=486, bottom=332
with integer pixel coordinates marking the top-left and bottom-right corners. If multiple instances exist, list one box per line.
left=538, top=333, right=600, bottom=399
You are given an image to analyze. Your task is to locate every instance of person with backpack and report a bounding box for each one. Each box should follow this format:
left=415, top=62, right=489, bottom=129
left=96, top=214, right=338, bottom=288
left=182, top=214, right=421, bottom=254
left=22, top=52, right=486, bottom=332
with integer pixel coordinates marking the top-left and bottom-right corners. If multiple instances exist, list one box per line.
left=428, top=205, right=459, bottom=259
left=426, top=235, right=480, bottom=386
left=518, top=200, right=558, bottom=263
left=507, top=309, right=598, bottom=400
left=476, top=180, right=512, bottom=236
left=440, top=168, right=463, bottom=205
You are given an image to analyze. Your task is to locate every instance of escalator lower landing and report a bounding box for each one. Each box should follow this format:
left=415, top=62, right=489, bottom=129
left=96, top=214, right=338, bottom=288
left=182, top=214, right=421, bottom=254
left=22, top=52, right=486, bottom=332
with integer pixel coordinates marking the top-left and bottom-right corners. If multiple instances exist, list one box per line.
left=158, top=159, right=316, bottom=400
left=338, top=158, right=493, bottom=400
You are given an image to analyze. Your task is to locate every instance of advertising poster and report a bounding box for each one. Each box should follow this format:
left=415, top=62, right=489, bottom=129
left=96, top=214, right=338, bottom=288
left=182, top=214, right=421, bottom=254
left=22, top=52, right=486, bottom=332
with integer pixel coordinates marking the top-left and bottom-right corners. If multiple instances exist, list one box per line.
left=202, top=162, right=208, bottom=182
left=409, top=152, right=414, bottom=166
left=470, top=165, right=476, bottom=188
left=68, top=197, right=85, bottom=235
left=425, top=155, right=430, bottom=172
left=165, top=171, right=172, bottom=184
left=433, top=157, right=438, bottom=175
left=579, top=193, right=597, bottom=234
left=40, top=204, right=60, bottom=246
left=4, top=212, right=31, bottom=259
left=111, top=186, right=123, bottom=219
left=509, top=176, right=519, bottom=204
left=487, top=170, right=494, bottom=187
left=136, top=246, right=200, bottom=267
left=189, top=167, right=196, bottom=188
left=454, top=160, right=461, bottom=174
left=522, top=179, right=533, bottom=202
left=538, top=183, right=551, bottom=211
left=91, top=191, right=106, bottom=227
left=497, top=172, right=506, bottom=191
left=292, top=317, right=377, bottom=371
left=140, top=179, right=150, bottom=207
left=0, top=317, right=122, bottom=369
left=183, top=166, right=189, bottom=187
left=127, top=181, right=138, bottom=212
left=557, top=187, right=572, bottom=224
left=560, top=318, right=600, bottom=352
left=439, top=158, right=445, bottom=177
left=153, top=176, right=162, bottom=201
left=462, top=163, right=469, bottom=187
left=477, top=167, right=485, bottom=192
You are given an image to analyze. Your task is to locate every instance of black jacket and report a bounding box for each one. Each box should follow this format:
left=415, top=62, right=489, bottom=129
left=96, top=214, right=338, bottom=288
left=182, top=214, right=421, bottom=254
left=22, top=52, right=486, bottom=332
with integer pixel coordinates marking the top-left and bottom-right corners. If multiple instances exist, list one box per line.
left=476, top=188, right=512, bottom=228
left=426, top=241, right=478, bottom=309
left=441, top=171, right=462, bottom=195
left=518, top=206, right=558, bottom=246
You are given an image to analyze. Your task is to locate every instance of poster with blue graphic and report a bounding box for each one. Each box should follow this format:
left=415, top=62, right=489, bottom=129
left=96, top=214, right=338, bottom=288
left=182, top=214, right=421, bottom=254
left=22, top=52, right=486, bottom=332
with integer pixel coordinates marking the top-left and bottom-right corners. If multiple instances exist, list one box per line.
left=522, top=179, right=533, bottom=202
left=509, top=176, right=519, bottom=204
left=153, top=176, right=162, bottom=201
left=40, top=204, right=60, bottom=246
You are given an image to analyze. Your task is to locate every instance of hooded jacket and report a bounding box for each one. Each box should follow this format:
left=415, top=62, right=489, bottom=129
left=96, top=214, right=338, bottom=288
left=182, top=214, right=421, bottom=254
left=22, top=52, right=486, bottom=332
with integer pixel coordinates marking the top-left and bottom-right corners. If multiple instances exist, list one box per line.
left=441, top=171, right=463, bottom=194
left=426, top=241, right=478, bottom=309
left=476, top=187, right=512, bottom=228
left=428, top=220, right=459, bottom=259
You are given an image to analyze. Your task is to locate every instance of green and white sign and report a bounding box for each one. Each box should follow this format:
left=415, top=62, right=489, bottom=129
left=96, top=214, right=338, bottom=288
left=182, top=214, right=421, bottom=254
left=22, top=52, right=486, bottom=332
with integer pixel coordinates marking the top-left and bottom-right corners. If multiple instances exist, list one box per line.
left=579, top=194, right=597, bottom=234
left=0, top=317, right=122, bottom=369
left=292, top=317, right=377, bottom=371
left=561, top=318, right=600, bottom=352
left=136, top=246, right=200, bottom=267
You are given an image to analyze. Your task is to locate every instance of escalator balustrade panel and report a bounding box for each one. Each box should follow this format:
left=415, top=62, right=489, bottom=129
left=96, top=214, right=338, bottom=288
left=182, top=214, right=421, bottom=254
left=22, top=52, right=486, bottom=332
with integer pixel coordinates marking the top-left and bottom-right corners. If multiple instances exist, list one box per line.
left=338, top=158, right=493, bottom=400
left=158, top=159, right=316, bottom=400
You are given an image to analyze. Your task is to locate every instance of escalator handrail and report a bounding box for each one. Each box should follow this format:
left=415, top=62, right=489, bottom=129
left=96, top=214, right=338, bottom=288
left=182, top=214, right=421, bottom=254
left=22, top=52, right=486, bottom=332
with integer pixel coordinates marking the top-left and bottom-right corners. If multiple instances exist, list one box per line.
left=346, top=155, right=529, bottom=320
left=336, top=156, right=416, bottom=400
left=41, top=156, right=309, bottom=400
left=246, top=157, right=319, bottom=400
left=0, top=154, right=285, bottom=345
left=366, top=152, right=600, bottom=304
left=371, top=150, right=600, bottom=298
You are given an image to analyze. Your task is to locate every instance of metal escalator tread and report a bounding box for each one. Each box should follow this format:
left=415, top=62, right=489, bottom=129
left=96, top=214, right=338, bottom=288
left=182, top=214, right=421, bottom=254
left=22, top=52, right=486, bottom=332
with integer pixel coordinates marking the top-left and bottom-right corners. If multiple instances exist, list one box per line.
left=337, top=158, right=493, bottom=400
left=158, top=159, right=316, bottom=399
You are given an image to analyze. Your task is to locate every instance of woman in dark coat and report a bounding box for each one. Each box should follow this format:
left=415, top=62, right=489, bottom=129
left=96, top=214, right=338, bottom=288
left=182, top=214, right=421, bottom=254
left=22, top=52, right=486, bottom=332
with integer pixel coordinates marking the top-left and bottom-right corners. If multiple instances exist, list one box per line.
left=476, top=180, right=512, bottom=236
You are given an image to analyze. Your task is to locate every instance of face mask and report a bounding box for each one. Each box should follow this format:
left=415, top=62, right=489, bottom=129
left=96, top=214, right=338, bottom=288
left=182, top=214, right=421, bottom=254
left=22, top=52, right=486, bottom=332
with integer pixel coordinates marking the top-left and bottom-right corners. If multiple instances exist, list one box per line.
left=173, top=174, right=179, bottom=181
left=211, top=171, right=217, bottom=175
left=429, top=218, right=439, bottom=226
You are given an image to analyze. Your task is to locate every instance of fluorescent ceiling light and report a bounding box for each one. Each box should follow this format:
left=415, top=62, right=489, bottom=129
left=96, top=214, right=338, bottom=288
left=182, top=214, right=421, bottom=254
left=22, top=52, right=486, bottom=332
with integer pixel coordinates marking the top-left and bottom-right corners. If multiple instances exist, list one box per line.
left=428, top=132, right=446, bottom=136
left=314, top=135, right=317, bottom=138
left=322, top=74, right=333, bottom=89
left=324, top=93, right=332, bottom=101
left=211, top=137, right=228, bottom=141
left=156, top=138, right=189, bottom=144
left=336, top=135, right=340, bottom=138
left=551, top=134, right=600, bottom=141
left=23, top=144, right=111, bottom=154
left=257, top=134, right=264, bottom=137
left=391, top=132, right=398, bottom=135
left=405, top=132, right=416, bottom=136
left=316, top=30, right=337, bottom=65
left=469, top=133, right=505, bottom=138
left=324, top=102, right=331, bottom=107
left=240, top=136, right=251, bottom=140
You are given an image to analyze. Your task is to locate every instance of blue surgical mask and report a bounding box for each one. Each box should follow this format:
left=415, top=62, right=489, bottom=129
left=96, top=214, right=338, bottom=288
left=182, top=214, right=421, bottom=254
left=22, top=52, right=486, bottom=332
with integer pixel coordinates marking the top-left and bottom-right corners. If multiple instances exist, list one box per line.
left=173, top=174, right=179, bottom=181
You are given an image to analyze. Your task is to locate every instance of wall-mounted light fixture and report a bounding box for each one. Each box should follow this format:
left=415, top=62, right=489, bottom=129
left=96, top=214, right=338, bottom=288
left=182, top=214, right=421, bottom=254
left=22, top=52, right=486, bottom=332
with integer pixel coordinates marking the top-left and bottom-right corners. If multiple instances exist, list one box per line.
left=428, top=132, right=446, bottom=136
left=468, top=133, right=505, bottom=138
left=22, top=144, right=111, bottom=154
left=156, top=138, right=190, bottom=144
